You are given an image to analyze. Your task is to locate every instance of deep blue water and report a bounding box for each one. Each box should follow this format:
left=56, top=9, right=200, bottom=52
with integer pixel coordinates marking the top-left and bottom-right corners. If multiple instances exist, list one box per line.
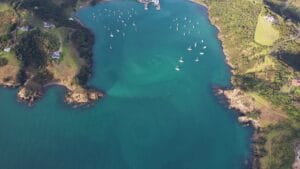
left=0, top=0, right=252, bottom=169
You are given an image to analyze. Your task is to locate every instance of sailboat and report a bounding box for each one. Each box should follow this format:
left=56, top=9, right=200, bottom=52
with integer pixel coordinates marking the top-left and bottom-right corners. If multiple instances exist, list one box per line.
left=179, top=57, right=184, bottom=63
left=175, top=66, right=181, bottom=71
left=195, top=57, right=200, bottom=62
left=187, top=46, right=192, bottom=51
left=110, top=32, right=114, bottom=38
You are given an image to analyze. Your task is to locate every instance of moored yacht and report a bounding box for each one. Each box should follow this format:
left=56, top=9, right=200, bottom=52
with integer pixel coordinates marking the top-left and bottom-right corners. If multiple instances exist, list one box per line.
left=179, top=57, right=184, bottom=63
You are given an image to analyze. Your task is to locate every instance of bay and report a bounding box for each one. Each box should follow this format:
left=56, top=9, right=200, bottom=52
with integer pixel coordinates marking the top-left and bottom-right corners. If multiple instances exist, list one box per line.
left=0, top=0, right=252, bottom=169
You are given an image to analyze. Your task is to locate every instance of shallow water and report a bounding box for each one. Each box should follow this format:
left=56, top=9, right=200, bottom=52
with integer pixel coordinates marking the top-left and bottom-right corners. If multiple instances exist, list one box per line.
left=0, top=0, right=252, bottom=169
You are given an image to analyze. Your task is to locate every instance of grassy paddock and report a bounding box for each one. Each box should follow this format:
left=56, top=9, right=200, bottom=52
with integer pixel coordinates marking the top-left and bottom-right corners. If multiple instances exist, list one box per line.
left=255, top=12, right=280, bottom=46
left=0, top=3, right=10, bottom=12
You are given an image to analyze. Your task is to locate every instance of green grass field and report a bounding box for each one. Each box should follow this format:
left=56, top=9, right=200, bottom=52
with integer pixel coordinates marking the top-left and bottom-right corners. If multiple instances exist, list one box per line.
left=0, top=3, right=10, bottom=12
left=255, top=13, right=280, bottom=46
left=0, top=52, right=20, bottom=66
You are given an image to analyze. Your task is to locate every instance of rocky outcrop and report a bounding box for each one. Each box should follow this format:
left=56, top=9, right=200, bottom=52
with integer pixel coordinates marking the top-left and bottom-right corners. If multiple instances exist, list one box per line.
left=17, top=87, right=43, bottom=106
left=222, top=89, right=257, bottom=113
left=65, top=88, right=104, bottom=107
left=217, top=88, right=260, bottom=128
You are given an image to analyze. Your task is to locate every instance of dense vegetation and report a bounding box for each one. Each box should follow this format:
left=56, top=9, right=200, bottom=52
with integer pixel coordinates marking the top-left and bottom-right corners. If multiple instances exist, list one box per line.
left=15, top=29, right=58, bottom=69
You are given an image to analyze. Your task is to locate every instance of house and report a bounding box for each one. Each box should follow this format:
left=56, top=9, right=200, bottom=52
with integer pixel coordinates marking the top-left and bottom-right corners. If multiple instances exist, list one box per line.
left=43, top=22, right=56, bottom=29
left=264, top=15, right=276, bottom=23
left=18, top=26, right=29, bottom=32
left=51, top=51, right=61, bottom=59
left=292, top=79, right=300, bottom=87
left=4, top=48, right=11, bottom=52
left=69, top=17, right=74, bottom=21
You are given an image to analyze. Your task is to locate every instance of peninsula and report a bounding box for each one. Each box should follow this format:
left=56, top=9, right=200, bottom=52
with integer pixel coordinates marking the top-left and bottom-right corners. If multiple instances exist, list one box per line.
left=0, top=0, right=104, bottom=106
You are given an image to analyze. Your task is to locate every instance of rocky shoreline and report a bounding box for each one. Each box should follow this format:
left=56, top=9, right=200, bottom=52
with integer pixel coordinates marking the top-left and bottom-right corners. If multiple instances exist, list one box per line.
left=17, top=82, right=104, bottom=107
left=191, top=1, right=262, bottom=168
left=215, top=88, right=260, bottom=127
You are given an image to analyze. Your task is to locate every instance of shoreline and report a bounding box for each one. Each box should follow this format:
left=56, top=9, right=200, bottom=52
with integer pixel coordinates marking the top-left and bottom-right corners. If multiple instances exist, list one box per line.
left=191, top=0, right=260, bottom=168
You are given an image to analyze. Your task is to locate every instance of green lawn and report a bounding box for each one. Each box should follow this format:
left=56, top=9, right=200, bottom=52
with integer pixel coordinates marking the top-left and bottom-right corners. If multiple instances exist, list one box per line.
left=255, top=13, right=280, bottom=46
left=0, top=3, right=10, bottom=12
left=0, top=51, right=20, bottom=66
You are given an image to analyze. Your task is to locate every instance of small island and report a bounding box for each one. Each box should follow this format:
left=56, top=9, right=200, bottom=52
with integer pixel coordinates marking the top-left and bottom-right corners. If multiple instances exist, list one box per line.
left=0, top=0, right=104, bottom=106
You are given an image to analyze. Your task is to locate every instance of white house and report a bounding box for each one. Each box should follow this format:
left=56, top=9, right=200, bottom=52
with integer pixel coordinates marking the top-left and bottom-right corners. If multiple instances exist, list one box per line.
left=264, top=15, right=276, bottom=23
left=51, top=51, right=61, bottom=59
left=18, top=26, right=29, bottom=32
left=4, top=48, right=11, bottom=52
left=43, top=22, right=56, bottom=29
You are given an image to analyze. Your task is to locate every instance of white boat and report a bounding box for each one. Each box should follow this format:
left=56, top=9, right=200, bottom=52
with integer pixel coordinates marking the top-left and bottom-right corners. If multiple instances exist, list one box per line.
left=200, top=52, right=204, bottom=55
left=201, top=40, right=204, bottom=43
left=109, top=45, right=113, bottom=50
left=183, top=33, right=186, bottom=36
left=116, top=29, right=120, bottom=33
left=203, top=46, right=207, bottom=49
left=194, top=42, right=197, bottom=48
left=179, top=57, right=184, bottom=63
left=110, top=33, right=114, bottom=38
left=195, top=57, right=200, bottom=62
left=176, top=27, right=179, bottom=31
left=122, top=33, right=126, bottom=37
left=175, top=66, right=180, bottom=71
left=187, top=46, right=192, bottom=51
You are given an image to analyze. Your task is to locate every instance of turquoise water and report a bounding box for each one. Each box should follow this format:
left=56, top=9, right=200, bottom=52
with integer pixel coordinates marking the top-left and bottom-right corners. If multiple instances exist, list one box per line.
left=0, top=0, right=252, bottom=169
